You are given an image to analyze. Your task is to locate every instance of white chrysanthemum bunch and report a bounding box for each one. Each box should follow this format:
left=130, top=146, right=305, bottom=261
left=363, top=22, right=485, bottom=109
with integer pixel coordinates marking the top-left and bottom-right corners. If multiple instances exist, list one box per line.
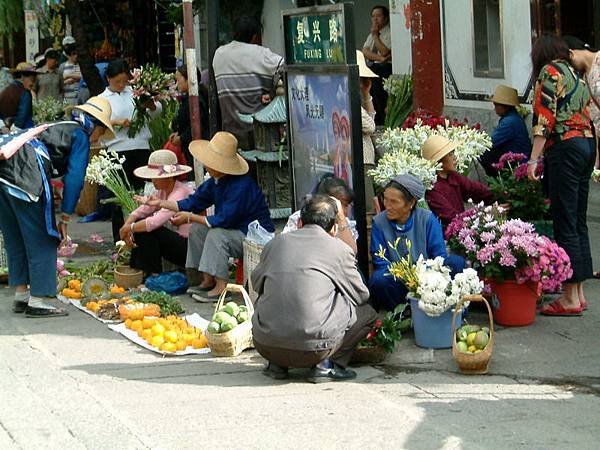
left=368, top=149, right=438, bottom=190
left=85, top=149, right=137, bottom=214
left=371, top=120, right=492, bottom=186
left=413, top=257, right=483, bottom=317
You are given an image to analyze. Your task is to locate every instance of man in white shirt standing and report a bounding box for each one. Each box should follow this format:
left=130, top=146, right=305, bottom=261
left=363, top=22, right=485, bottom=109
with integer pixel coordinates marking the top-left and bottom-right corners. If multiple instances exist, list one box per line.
left=362, top=5, right=392, bottom=125
left=213, top=16, right=284, bottom=150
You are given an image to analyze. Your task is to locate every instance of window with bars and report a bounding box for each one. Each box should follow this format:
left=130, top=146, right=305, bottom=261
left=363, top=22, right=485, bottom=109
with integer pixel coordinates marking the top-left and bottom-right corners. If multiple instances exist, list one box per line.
left=473, top=0, right=504, bottom=78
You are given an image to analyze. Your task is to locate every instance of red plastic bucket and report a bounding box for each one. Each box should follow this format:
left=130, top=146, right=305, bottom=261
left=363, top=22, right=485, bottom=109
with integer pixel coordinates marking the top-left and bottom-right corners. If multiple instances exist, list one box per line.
left=490, top=280, right=539, bottom=326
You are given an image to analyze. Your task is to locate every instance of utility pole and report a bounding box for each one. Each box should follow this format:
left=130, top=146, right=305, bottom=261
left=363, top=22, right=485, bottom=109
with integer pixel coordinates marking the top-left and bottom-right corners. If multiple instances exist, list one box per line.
left=182, top=0, right=203, bottom=180
left=207, top=0, right=220, bottom=137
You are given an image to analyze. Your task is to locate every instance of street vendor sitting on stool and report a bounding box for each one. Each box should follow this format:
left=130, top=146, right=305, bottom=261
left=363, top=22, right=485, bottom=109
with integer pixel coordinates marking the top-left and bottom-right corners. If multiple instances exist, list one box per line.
left=369, top=174, right=466, bottom=311
left=252, top=195, right=376, bottom=383
left=119, top=149, right=194, bottom=277
left=144, top=131, right=274, bottom=301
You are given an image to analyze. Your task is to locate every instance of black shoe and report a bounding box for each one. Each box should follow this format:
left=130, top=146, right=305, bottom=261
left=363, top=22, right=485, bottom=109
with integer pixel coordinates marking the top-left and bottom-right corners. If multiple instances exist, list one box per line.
left=262, top=362, right=289, bottom=380
left=12, top=300, right=29, bottom=313
left=24, top=306, right=69, bottom=318
left=306, top=363, right=357, bottom=383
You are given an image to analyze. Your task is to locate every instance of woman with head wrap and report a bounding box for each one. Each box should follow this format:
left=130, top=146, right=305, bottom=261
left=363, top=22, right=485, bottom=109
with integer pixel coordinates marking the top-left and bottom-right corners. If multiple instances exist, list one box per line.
left=368, top=174, right=466, bottom=311
left=0, top=97, right=114, bottom=317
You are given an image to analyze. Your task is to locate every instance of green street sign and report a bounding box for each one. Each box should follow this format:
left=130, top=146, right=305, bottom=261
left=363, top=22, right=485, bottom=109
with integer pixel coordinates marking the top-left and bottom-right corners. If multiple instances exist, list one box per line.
left=285, top=11, right=346, bottom=64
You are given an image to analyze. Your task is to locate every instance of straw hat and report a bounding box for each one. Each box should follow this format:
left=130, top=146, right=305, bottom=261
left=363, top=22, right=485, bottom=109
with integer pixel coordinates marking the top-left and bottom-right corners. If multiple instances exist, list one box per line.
left=133, top=149, right=192, bottom=179
left=189, top=132, right=249, bottom=175
left=421, top=135, right=458, bottom=163
left=10, top=62, right=37, bottom=76
left=356, top=50, right=378, bottom=78
left=490, top=85, right=520, bottom=107
left=67, top=96, right=115, bottom=139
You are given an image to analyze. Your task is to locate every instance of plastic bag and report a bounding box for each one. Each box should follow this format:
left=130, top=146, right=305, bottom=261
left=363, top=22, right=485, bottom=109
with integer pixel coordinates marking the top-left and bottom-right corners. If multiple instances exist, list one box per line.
left=145, top=271, right=189, bottom=296
left=246, top=220, right=274, bottom=246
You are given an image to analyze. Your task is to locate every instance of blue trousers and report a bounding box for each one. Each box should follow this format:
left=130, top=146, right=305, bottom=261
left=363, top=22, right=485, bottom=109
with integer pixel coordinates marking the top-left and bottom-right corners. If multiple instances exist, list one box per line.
left=0, top=188, right=58, bottom=296
left=369, top=254, right=466, bottom=311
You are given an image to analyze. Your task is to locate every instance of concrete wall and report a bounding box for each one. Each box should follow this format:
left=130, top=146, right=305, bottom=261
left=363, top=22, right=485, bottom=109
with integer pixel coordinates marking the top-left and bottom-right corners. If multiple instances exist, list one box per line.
left=389, top=0, right=411, bottom=75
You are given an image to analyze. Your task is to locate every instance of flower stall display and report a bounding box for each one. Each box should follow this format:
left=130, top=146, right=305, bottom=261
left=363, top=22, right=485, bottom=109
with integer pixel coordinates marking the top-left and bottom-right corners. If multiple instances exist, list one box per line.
left=486, top=152, right=550, bottom=224
left=85, top=149, right=138, bottom=214
left=446, top=202, right=573, bottom=326
left=33, top=96, right=66, bottom=124
left=128, top=64, right=177, bottom=138
left=369, top=118, right=491, bottom=188
left=377, top=241, right=483, bottom=348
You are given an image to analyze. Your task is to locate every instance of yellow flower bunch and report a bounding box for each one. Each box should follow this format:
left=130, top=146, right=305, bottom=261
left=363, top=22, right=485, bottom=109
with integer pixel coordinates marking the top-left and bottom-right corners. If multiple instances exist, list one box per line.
left=376, top=239, right=419, bottom=292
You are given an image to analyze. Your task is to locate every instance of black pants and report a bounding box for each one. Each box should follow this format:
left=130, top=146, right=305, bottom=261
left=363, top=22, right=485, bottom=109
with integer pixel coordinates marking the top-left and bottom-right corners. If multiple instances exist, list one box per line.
left=130, top=227, right=187, bottom=275
left=111, top=149, right=151, bottom=242
left=254, top=304, right=377, bottom=369
left=546, top=137, right=595, bottom=282
left=368, top=62, right=392, bottom=126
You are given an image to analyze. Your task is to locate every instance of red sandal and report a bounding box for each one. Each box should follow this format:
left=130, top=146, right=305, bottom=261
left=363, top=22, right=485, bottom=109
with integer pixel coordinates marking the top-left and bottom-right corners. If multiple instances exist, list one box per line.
left=580, top=299, right=588, bottom=311
left=540, top=299, right=583, bottom=316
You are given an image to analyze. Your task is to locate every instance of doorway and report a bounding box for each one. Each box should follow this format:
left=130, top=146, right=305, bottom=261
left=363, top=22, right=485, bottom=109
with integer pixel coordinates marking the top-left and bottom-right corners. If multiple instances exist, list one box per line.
left=532, top=0, right=599, bottom=47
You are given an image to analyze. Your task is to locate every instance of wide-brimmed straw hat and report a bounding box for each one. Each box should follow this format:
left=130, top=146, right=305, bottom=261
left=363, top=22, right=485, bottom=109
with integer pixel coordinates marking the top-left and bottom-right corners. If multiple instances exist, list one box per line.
left=10, top=62, right=37, bottom=76
left=134, top=149, right=192, bottom=179
left=356, top=50, right=378, bottom=78
left=67, top=96, right=115, bottom=139
left=490, top=85, right=520, bottom=107
left=421, top=135, right=458, bottom=163
left=189, top=132, right=249, bottom=175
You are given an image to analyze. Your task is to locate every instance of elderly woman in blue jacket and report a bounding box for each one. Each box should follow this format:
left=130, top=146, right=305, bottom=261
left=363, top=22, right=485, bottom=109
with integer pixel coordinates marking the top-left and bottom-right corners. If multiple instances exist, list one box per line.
left=369, top=174, right=465, bottom=311
left=0, top=97, right=114, bottom=317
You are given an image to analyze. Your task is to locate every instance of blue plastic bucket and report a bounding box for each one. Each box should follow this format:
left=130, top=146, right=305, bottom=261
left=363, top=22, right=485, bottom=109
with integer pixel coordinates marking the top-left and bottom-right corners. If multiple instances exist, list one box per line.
left=410, top=298, right=462, bottom=349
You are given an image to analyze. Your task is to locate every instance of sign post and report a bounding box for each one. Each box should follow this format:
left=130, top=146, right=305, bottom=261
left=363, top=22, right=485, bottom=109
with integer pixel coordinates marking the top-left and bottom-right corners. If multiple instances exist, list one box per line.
left=282, top=4, right=368, bottom=275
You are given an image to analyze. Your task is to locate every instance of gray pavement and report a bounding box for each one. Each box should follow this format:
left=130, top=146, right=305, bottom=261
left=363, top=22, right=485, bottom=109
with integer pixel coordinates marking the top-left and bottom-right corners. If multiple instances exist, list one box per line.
left=2, top=187, right=600, bottom=449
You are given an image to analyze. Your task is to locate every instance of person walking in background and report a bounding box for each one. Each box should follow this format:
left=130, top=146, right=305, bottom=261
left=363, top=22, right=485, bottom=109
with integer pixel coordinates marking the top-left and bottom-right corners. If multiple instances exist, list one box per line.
left=170, top=63, right=209, bottom=172
left=0, top=62, right=37, bottom=130
left=213, top=15, right=284, bottom=150
left=59, top=45, right=81, bottom=106
left=529, top=35, right=594, bottom=316
left=362, top=5, right=392, bottom=125
left=35, top=49, right=63, bottom=102
left=0, top=55, right=12, bottom=92
left=480, top=85, right=531, bottom=176
left=0, top=96, right=114, bottom=317
left=99, top=59, right=162, bottom=241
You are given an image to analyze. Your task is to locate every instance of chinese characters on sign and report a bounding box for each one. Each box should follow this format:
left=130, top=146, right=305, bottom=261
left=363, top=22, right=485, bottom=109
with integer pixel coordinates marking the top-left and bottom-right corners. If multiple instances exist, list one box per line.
left=286, top=12, right=345, bottom=64
left=290, top=86, right=325, bottom=120
left=24, top=10, right=39, bottom=64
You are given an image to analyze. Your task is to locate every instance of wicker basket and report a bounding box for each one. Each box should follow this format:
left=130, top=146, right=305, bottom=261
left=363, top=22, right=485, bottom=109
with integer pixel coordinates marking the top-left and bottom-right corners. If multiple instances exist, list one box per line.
left=350, top=346, right=386, bottom=365
left=114, top=265, right=144, bottom=289
left=451, top=294, right=494, bottom=375
left=242, top=239, right=264, bottom=303
left=75, top=145, right=103, bottom=216
left=205, top=283, right=255, bottom=357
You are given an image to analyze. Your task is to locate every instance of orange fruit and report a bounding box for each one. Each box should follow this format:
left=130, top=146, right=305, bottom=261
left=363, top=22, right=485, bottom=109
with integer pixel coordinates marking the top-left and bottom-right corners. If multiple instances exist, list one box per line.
left=129, top=308, right=144, bottom=321
left=141, top=329, right=152, bottom=341
left=161, top=342, right=177, bottom=353
left=142, top=318, right=156, bottom=329
left=150, top=335, right=165, bottom=348
left=124, top=318, right=133, bottom=329
left=151, top=323, right=165, bottom=336
left=191, top=336, right=208, bottom=349
left=175, top=340, right=187, bottom=351
left=164, top=330, right=178, bottom=343
left=130, top=320, right=143, bottom=333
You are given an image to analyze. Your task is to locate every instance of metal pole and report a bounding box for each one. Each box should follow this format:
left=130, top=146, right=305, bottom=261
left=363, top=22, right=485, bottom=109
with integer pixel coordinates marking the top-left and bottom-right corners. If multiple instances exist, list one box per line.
left=207, top=0, right=221, bottom=137
left=182, top=0, right=204, bottom=180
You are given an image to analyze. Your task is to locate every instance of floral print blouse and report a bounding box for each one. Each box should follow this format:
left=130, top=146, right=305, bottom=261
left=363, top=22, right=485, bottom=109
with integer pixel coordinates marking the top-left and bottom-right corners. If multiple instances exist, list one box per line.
left=532, top=60, right=592, bottom=148
left=585, top=51, right=600, bottom=135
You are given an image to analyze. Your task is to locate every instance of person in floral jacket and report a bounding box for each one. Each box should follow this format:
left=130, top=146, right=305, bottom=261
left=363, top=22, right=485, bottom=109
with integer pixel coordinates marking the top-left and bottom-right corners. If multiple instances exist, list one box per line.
left=528, top=35, right=594, bottom=316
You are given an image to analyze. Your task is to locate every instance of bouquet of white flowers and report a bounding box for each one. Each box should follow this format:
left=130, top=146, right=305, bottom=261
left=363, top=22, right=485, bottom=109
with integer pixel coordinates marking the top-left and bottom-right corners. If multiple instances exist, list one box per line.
left=85, top=149, right=137, bottom=214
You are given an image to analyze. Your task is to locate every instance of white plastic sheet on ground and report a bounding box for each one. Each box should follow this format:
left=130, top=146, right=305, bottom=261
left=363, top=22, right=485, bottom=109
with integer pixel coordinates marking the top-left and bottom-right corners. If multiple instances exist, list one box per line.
left=108, top=313, right=211, bottom=356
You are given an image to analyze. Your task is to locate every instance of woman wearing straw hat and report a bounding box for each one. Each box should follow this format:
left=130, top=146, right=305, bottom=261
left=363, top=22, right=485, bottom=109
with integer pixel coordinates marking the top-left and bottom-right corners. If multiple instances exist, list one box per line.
left=480, top=85, right=531, bottom=176
left=144, top=131, right=274, bottom=301
left=0, top=62, right=37, bottom=130
left=0, top=96, right=114, bottom=317
left=422, top=135, right=493, bottom=230
left=120, top=150, right=194, bottom=276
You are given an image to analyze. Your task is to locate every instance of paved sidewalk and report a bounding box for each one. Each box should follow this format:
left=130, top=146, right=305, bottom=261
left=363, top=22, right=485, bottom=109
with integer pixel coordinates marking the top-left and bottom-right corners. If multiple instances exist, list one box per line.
left=1, top=189, right=600, bottom=449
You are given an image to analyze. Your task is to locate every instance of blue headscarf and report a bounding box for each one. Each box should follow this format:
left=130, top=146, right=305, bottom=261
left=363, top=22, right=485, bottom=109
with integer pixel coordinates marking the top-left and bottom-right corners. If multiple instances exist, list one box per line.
left=71, top=110, right=96, bottom=136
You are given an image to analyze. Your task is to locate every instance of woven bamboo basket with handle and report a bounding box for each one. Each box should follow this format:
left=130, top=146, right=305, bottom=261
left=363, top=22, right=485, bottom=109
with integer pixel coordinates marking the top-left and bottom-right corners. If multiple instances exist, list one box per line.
left=452, top=294, right=494, bottom=375
left=205, top=283, right=255, bottom=357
